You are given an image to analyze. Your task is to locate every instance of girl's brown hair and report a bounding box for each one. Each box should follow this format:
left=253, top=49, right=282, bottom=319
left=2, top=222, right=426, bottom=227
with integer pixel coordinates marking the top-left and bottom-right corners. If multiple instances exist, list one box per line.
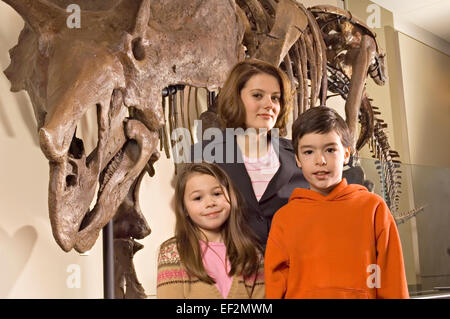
left=217, top=59, right=293, bottom=136
left=174, top=162, right=261, bottom=284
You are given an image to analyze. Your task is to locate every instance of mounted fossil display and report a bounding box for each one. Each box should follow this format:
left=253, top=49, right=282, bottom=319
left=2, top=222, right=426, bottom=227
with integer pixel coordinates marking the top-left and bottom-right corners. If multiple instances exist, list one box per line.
left=1, top=0, right=421, bottom=298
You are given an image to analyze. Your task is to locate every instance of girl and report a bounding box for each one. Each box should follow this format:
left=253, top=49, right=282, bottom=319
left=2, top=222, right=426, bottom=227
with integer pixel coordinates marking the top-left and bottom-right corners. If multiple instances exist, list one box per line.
left=157, top=162, right=265, bottom=299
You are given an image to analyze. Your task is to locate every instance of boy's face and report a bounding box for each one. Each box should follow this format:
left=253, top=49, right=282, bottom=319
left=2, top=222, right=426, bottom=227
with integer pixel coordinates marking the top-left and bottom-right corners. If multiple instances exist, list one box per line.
left=295, top=130, right=350, bottom=196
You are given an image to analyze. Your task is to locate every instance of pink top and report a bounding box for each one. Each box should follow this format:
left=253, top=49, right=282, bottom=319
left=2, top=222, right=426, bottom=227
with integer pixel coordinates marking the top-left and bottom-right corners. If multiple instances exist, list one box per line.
left=199, top=241, right=232, bottom=298
left=243, top=143, right=280, bottom=201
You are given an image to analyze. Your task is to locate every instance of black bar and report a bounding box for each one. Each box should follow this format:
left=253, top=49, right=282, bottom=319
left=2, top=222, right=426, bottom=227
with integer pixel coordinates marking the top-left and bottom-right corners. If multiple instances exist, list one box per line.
left=175, top=84, right=185, bottom=91
left=103, top=220, right=115, bottom=299
left=208, top=90, right=216, bottom=111
left=162, top=85, right=185, bottom=97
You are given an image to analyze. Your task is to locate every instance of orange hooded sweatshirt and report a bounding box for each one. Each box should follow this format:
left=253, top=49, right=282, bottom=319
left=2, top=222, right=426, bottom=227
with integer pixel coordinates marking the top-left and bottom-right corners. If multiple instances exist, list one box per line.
left=265, top=179, right=409, bottom=299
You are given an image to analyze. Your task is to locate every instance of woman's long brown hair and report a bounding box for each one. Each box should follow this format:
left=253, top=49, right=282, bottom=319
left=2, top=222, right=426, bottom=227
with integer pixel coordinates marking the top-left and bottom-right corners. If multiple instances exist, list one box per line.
left=174, top=162, right=262, bottom=284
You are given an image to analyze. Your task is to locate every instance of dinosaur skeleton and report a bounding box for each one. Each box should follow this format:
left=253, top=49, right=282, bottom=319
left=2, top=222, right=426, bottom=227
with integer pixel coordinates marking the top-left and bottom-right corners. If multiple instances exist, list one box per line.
left=309, top=5, right=402, bottom=212
left=2, top=0, right=419, bottom=298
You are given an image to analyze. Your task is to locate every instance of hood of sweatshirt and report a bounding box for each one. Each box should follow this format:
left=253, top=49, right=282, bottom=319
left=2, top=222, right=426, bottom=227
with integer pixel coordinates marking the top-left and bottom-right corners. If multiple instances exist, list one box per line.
left=289, top=178, right=367, bottom=202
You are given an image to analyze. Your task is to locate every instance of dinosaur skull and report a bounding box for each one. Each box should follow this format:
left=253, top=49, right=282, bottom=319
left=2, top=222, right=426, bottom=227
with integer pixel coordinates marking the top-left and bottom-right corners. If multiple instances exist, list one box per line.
left=3, top=0, right=244, bottom=252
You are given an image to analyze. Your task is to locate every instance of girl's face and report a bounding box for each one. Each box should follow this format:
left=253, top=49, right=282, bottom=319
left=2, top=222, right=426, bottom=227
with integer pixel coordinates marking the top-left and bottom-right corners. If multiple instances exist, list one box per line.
left=183, top=173, right=231, bottom=242
left=240, top=73, right=281, bottom=131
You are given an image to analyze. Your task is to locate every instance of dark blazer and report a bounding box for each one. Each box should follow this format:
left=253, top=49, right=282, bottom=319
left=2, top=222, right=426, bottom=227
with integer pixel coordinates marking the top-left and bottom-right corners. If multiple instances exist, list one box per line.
left=190, top=130, right=308, bottom=248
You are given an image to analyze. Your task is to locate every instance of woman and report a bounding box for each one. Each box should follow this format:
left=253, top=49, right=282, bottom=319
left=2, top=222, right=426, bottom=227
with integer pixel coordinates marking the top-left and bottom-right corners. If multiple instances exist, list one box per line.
left=192, top=59, right=308, bottom=248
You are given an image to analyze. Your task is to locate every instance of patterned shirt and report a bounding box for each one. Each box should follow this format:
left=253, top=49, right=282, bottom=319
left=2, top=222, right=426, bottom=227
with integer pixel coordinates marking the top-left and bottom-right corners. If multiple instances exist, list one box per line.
left=157, top=237, right=265, bottom=299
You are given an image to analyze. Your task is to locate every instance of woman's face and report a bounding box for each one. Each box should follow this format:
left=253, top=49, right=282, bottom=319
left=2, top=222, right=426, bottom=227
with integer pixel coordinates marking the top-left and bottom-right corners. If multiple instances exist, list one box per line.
left=240, top=73, right=281, bottom=131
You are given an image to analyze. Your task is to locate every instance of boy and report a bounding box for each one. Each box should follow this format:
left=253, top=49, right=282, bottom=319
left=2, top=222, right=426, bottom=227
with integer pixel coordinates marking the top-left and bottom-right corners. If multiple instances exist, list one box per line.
left=264, top=106, right=409, bottom=299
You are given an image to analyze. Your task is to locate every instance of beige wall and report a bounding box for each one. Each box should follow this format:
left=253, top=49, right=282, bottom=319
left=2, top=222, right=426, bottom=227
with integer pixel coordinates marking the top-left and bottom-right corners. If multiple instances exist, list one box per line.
left=398, top=33, right=450, bottom=168
left=0, top=2, right=105, bottom=298
left=396, top=33, right=450, bottom=290
left=0, top=1, right=176, bottom=298
left=347, top=0, right=450, bottom=290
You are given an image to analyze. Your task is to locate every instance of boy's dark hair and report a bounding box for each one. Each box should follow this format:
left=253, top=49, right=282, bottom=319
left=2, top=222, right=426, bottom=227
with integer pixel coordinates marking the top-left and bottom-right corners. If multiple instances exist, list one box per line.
left=292, top=106, right=353, bottom=154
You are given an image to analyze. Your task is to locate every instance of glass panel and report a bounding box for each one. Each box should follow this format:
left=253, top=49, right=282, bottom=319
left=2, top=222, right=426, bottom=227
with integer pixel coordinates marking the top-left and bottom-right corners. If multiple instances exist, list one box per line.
left=358, top=156, right=450, bottom=297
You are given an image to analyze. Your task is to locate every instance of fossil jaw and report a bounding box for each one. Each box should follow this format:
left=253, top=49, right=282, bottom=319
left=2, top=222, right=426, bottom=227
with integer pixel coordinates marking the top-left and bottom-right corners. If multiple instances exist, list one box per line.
left=46, top=100, right=158, bottom=253
left=74, top=119, right=158, bottom=252
left=4, top=0, right=246, bottom=254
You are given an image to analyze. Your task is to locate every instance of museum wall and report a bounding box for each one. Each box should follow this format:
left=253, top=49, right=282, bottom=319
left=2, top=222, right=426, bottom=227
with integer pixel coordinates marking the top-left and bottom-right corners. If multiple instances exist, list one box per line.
left=1, top=0, right=448, bottom=298
left=395, top=33, right=450, bottom=291
left=0, top=2, right=103, bottom=298
left=348, top=0, right=450, bottom=291
left=397, top=34, right=450, bottom=169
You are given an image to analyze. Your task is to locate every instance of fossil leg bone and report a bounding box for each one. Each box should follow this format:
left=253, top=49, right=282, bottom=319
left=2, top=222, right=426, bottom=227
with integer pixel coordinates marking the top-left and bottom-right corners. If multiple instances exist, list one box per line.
left=343, top=34, right=377, bottom=150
